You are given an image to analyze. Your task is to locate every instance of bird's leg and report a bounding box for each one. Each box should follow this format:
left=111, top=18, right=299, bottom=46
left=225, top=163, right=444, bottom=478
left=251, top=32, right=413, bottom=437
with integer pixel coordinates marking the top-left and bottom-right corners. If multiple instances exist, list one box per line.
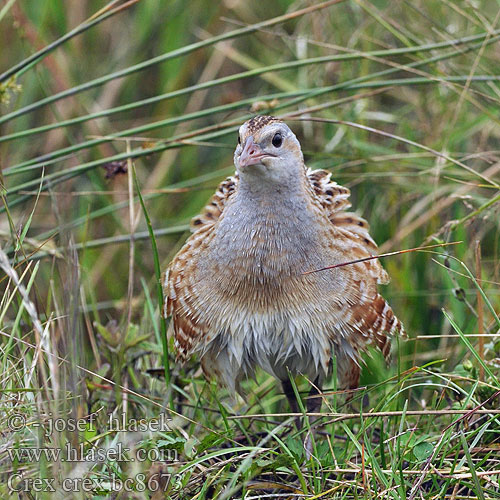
left=281, top=378, right=301, bottom=428
left=283, top=376, right=324, bottom=460
left=304, top=377, right=323, bottom=460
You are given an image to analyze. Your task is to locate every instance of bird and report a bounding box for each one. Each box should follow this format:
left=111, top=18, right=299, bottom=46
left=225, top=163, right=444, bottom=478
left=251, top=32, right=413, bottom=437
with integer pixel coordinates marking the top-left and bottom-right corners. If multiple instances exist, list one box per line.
left=163, top=115, right=404, bottom=430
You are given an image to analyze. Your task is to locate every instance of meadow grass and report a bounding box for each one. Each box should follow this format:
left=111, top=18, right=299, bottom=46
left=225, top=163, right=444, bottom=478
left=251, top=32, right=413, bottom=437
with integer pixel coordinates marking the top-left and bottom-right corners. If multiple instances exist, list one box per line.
left=0, top=0, right=499, bottom=498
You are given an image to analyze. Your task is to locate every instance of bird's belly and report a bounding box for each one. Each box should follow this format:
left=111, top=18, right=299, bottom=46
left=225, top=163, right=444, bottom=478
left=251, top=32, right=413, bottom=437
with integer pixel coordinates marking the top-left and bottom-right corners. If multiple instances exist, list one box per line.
left=199, top=309, right=333, bottom=388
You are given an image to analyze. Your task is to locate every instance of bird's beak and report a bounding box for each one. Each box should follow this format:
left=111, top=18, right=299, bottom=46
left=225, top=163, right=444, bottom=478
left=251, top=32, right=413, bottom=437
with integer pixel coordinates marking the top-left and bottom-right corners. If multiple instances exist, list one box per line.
left=239, top=136, right=272, bottom=168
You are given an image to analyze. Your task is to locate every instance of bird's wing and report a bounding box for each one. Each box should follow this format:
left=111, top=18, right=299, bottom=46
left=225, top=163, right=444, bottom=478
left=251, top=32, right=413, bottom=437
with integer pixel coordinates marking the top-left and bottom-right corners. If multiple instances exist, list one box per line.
left=307, top=167, right=388, bottom=284
left=163, top=174, right=239, bottom=362
left=189, top=174, right=239, bottom=232
left=307, top=168, right=404, bottom=360
left=163, top=225, right=213, bottom=362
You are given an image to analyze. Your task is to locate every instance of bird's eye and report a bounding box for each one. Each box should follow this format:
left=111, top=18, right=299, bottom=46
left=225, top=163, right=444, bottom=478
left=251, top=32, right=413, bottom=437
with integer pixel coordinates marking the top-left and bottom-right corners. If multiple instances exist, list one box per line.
left=272, top=132, right=283, bottom=148
left=238, top=135, right=241, bottom=145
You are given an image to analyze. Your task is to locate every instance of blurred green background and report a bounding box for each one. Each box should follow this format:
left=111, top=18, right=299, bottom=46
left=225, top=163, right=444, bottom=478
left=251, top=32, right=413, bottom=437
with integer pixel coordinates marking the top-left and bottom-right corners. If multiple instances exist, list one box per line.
left=1, top=0, right=499, bottom=497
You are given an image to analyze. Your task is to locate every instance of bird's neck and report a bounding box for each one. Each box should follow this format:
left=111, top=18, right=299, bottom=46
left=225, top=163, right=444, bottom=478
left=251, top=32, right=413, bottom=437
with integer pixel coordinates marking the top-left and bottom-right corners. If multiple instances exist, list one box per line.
left=236, top=165, right=309, bottom=204
left=208, top=171, right=321, bottom=280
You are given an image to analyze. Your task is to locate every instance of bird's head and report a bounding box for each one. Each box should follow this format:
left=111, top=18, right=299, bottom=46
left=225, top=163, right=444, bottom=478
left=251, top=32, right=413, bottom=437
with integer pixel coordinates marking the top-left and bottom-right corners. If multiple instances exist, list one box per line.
left=234, top=116, right=304, bottom=185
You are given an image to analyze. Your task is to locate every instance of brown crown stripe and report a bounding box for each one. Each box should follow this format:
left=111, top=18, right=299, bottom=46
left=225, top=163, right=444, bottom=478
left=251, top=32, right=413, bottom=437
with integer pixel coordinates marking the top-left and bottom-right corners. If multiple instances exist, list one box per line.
left=246, top=115, right=283, bottom=134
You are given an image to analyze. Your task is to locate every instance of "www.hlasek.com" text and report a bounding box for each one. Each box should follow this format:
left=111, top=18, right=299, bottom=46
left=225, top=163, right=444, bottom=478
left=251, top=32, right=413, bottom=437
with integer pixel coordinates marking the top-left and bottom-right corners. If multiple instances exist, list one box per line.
left=8, top=443, right=177, bottom=463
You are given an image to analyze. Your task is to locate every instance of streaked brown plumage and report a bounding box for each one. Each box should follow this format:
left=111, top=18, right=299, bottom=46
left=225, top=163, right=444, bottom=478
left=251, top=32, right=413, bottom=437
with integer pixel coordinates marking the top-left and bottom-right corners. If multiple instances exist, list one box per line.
left=163, top=115, right=403, bottom=421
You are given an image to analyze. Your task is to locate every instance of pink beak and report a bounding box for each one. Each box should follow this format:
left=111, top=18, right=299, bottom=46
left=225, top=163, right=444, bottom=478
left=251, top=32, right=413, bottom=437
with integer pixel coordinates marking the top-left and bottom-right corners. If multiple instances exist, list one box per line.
left=239, top=136, right=269, bottom=168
